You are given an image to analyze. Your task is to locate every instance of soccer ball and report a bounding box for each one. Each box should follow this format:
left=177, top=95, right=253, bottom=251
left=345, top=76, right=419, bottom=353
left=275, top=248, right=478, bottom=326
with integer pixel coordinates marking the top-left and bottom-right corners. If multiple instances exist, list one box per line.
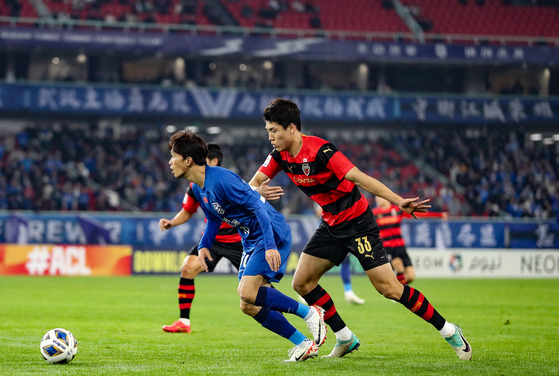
left=40, top=328, right=78, bottom=364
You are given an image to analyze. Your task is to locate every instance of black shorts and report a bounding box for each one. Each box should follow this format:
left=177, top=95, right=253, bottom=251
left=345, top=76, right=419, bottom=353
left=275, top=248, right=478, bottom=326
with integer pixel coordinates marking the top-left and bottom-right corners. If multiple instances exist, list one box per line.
left=386, top=246, right=413, bottom=267
left=302, top=221, right=389, bottom=271
left=189, top=240, right=243, bottom=272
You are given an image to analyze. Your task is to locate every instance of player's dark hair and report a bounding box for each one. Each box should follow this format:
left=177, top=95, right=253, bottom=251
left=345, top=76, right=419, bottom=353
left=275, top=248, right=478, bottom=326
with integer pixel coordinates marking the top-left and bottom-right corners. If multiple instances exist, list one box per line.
left=207, top=142, right=223, bottom=166
left=263, top=98, right=301, bottom=131
left=168, top=131, right=208, bottom=166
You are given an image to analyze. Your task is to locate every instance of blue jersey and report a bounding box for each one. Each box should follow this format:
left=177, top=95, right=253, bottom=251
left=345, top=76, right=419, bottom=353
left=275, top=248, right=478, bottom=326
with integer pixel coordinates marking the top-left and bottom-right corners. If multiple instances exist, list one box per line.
left=192, top=165, right=291, bottom=254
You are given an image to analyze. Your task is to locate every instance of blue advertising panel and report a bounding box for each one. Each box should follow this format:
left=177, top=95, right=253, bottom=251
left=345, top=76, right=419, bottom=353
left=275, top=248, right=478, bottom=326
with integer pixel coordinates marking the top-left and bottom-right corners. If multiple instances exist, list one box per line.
left=1, top=83, right=557, bottom=125
left=508, top=222, right=559, bottom=249
left=398, top=96, right=556, bottom=124
left=402, top=220, right=507, bottom=248
left=1, top=212, right=556, bottom=249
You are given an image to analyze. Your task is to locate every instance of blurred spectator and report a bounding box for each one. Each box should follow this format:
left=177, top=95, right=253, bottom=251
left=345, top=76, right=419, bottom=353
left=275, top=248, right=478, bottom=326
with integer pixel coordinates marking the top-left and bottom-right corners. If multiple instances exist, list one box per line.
left=291, top=0, right=305, bottom=13
left=309, top=14, right=321, bottom=29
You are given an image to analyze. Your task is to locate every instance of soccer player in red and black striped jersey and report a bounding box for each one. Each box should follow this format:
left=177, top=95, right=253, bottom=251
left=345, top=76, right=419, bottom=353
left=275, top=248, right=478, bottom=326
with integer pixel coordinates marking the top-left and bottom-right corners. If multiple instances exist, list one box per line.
left=249, top=98, right=472, bottom=360
left=161, top=143, right=244, bottom=334
left=373, top=196, right=448, bottom=285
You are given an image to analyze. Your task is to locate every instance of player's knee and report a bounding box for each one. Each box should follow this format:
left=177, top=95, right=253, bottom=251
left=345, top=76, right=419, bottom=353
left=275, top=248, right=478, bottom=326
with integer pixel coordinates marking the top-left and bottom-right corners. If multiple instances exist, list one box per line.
left=291, top=278, right=308, bottom=295
left=238, top=287, right=257, bottom=305
left=181, top=263, right=200, bottom=278
left=239, top=301, right=261, bottom=317
left=377, top=283, right=401, bottom=300
left=406, top=272, right=415, bottom=283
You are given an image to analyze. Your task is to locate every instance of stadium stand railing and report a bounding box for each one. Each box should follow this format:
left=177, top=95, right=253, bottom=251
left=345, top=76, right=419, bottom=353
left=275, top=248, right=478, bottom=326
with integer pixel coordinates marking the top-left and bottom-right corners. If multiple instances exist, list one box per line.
left=0, top=13, right=557, bottom=46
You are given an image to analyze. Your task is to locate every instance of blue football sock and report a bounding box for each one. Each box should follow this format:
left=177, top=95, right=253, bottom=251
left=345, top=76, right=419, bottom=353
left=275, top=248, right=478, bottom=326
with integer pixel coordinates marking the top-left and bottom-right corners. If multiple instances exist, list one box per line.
left=341, top=258, right=352, bottom=289
left=255, top=286, right=304, bottom=316
left=253, top=307, right=303, bottom=345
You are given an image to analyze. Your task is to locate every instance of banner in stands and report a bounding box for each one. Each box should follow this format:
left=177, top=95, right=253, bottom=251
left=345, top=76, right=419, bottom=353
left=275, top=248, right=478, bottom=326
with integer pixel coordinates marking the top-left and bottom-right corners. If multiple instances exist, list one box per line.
left=409, top=249, right=559, bottom=278
left=0, top=244, right=132, bottom=276
left=0, top=83, right=557, bottom=124
left=0, top=27, right=557, bottom=64
left=0, top=213, right=557, bottom=249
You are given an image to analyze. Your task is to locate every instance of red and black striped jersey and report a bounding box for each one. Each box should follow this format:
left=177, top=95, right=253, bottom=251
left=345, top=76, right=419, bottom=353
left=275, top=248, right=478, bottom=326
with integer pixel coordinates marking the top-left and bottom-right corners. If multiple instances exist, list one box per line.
left=372, top=204, right=445, bottom=249
left=372, top=204, right=406, bottom=249
left=258, top=135, right=374, bottom=234
left=183, top=182, right=241, bottom=243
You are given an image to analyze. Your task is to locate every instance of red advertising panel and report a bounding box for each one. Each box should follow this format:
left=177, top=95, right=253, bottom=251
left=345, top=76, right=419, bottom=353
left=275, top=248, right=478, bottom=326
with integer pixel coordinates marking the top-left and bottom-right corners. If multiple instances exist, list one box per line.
left=0, top=244, right=132, bottom=276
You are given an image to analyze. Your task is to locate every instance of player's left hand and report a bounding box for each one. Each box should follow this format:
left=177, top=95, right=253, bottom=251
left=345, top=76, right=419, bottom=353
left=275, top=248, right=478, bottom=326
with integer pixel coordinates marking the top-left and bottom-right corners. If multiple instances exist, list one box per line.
left=399, top=197, right=431, bottom=219
left=265, top=249, right=281, bottom=272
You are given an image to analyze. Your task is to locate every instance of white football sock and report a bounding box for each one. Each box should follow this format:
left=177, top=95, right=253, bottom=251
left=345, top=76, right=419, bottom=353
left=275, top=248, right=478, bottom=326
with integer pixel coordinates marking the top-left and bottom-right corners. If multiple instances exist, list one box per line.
left=439, top=321, right=455, bottom=337
left=335, top=326, right=352, bottom=341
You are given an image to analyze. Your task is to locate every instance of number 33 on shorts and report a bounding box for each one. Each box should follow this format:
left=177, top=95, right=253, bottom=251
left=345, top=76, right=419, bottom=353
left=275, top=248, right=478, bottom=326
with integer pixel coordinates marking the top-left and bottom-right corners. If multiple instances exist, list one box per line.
left=355, top=236, right=374, bottom=258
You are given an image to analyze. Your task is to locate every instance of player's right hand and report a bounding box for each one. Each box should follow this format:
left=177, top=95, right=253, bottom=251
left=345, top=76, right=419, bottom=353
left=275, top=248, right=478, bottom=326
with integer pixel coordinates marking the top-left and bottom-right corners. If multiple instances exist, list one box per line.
left=159, top=218, right=172, bottom=231
left=265, top=249, right=281, bottom=272
left=256, top=178, right=284, bottom=201
left=198, top=248, right=213, bottom=272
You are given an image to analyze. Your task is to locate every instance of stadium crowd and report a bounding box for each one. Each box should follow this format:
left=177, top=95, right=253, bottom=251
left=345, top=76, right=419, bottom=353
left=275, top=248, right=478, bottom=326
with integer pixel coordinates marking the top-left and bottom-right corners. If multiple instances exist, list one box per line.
left=0, top=122, right=556, bottom=218
left=393, top=127, right=559, bottom=218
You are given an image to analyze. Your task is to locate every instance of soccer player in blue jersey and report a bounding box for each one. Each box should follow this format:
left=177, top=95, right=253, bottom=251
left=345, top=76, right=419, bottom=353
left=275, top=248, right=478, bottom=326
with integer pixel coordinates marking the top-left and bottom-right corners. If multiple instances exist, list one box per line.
left=161, top=143, right=244, bottom=334
left=167, top=130, right=327, bottom=362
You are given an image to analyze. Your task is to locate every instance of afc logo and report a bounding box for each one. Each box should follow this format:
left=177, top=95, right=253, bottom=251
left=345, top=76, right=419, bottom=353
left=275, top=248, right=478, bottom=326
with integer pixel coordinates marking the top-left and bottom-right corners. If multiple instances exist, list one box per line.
left=302, top=163, right=310, bottom=176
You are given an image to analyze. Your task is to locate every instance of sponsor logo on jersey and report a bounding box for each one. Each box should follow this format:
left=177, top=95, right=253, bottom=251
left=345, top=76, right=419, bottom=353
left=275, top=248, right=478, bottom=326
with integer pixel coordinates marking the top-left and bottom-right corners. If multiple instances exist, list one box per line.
left=294, top=176, right=316, bottom=184
left=212, top=202, right=225, bottom=214
left=263, top=155, right=272, bottom=167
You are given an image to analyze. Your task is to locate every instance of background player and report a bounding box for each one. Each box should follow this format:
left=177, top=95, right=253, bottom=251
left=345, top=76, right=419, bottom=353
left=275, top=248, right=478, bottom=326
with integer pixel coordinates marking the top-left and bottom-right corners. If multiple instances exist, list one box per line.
left=373, top=195, right=448, bottom=284
left=249, top=98, right=472, bottom=361
left=340, top=257, right=364, bottom=304
left=167, top=130, right=327, bottom=362
left=160, top=143, right=243, bottom=333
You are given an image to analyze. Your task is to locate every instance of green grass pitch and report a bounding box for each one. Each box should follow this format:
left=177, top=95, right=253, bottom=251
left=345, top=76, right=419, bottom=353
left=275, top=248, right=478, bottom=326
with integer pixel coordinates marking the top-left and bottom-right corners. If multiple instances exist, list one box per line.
left=1, top=275, right=558, bottom=375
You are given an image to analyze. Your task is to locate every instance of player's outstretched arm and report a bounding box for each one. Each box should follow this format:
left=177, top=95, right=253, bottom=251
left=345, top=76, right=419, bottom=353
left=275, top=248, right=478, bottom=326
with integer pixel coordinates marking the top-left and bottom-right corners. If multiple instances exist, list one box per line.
left=249, top=172, right=284, bottom=201
left=159, top=208, right=194, bottom=231
left=345, top=166, right=431, bottom=218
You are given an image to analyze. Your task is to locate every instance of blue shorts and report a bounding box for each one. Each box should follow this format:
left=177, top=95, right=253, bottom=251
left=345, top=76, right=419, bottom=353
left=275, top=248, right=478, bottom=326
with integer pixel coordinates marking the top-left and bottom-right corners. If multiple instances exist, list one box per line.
left=238, top=238, right=292, bottom=283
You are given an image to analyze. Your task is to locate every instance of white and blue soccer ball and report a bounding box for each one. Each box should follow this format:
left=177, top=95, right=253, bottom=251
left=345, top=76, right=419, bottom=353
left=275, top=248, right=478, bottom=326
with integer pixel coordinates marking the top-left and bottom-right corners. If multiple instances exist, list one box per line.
left=40, top=328, right=78, bottom=364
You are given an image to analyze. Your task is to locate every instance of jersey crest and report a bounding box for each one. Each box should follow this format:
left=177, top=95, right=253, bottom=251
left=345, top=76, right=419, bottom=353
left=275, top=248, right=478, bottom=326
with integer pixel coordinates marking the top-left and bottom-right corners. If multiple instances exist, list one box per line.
left=302, top=163, right=310, bottom=176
